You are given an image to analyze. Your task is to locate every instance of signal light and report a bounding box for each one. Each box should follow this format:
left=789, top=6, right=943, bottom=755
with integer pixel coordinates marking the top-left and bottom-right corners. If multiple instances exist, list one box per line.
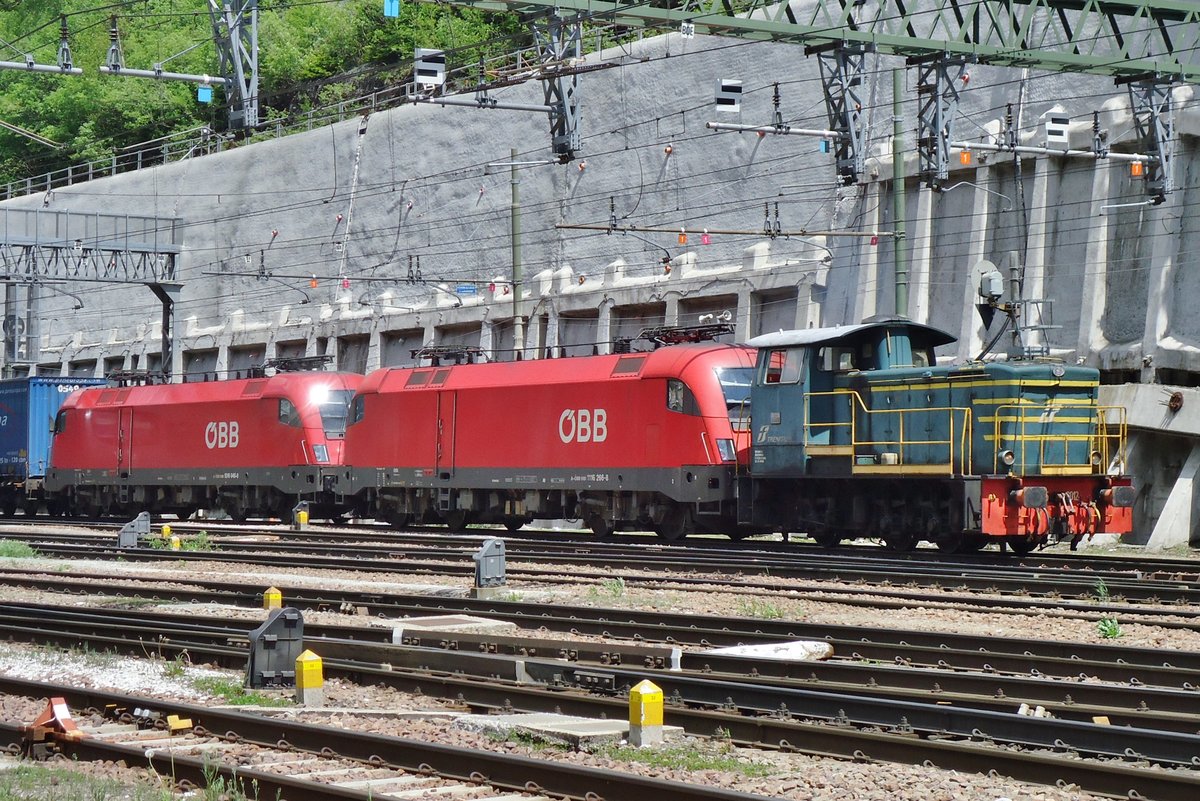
left=309, top=275, right=318, bottom=289
left=959, top=149, right=972, bottom=165
left=489, top=282, right=496, bottom=292
left=1131, top=161, right=1145, bottom=177
left=701, top=230, right=711, bottom=245
left=678, top=229, right=687, bottom=245
left=342, top=278, right=350, bottom=289
left=870, top=235, right=879, bottom=246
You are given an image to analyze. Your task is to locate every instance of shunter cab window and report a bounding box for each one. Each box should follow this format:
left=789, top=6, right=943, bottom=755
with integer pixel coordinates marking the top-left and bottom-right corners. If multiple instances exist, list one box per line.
left=763, top=348, right=802, bottom=384
left=818, top=346, right=859, bottom=372
left=715, top=367, right=753, bottom=431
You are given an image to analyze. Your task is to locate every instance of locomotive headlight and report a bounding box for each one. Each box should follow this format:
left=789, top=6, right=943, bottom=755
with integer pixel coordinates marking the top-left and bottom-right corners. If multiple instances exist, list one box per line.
left=309, top=385, right=331, bottom=404
left=1090, top=450, right=1103, bottom=467
left=716, top=438, right=736, bottom=462
left=998, top=449, right=1016, bottom=467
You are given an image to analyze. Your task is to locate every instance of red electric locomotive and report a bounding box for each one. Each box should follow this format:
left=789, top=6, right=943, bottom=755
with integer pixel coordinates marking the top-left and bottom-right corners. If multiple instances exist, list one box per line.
left=46, top=366, right=361, bottom=521
left=342, top=342, right=756, bottom=539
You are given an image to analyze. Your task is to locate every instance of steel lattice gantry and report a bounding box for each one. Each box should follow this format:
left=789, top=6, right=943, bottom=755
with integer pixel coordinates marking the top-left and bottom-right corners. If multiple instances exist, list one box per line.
left=442, top=0, right=1196, bottom=194
left=0, top=208, right=182, bottom=375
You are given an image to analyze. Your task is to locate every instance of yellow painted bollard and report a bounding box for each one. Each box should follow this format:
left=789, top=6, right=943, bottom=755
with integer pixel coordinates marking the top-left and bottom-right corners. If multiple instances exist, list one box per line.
left=168, top=535, right=181, bottom=551
left=295, top=649, right=324, bottom=707
left=263, top=586, right=282, bottom=610
left=629, top=679, right=663, bottom=747
left=161, top=524, right=172, bottom=540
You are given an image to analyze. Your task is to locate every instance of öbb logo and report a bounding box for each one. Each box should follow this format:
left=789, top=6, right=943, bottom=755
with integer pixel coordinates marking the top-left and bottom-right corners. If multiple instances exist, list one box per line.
left=205, top=421, right=240, bottom=449
left=558, top=409, right=607, bottom=443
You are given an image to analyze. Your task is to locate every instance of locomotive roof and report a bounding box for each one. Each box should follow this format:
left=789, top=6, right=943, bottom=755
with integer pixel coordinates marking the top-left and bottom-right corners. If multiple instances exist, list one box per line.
left=360, top=343, right=754, bottom=392
left=746, top=317, right=956, bottom=349
left=65, top=371, right=361, bottom=407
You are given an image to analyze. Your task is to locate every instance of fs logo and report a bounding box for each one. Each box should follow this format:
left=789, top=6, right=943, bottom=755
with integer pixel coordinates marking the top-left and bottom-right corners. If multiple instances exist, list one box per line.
left=205, top=421, right=240, bottom=449
left=558, top=409, right=607, bottom=443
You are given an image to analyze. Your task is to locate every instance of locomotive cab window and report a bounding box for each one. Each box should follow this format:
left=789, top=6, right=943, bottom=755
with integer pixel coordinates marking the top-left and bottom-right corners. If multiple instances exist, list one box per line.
left=716, top=367, right=753, bottom=431
left=763, top=348, right=802, bottom=384
left=666, top=379, right=699, bottom=415
left=348, top=395, right=366, bottom=426
left=818, top=346, right=858, bottom=372
left=318, top=389, right=355, bottom=437
left=278, top=399, right=302, bottom=427
left=54, top=410, right=67, bottom=435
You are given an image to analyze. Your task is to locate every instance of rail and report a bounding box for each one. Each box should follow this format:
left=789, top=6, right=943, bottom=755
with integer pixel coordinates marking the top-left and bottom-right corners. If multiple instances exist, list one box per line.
left=991, top=404, right=1127, bottom=475
left=803, top=390, right=972, bottom=475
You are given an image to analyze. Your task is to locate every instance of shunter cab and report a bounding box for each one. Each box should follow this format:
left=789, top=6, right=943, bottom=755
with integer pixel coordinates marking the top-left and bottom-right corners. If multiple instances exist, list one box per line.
left=737, top=316, right=1134, bottom=553
left=47, top=365, right=362, bottom=521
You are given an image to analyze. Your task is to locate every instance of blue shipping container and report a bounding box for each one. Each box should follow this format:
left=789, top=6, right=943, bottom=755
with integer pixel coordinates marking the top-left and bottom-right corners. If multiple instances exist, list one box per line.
left=0, top=377, right=106, bottom=482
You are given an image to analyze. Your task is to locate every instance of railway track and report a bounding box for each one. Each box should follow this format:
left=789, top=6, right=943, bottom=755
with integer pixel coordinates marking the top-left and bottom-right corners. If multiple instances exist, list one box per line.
left=0, top=676, right=764, bottom=801
left=2, top=526, right=1199, bottom=615
left=0, top=604, right=1197, bottom=800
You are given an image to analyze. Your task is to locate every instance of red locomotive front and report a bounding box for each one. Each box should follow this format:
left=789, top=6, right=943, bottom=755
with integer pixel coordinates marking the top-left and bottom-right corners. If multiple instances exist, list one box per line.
left=344, top=344, right=755, bottom=539
left=47, top=370, right=361, bottom=521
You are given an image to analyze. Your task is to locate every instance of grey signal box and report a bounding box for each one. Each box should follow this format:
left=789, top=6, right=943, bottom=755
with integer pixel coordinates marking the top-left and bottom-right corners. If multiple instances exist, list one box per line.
left=246, top=607, right=304, bottom=688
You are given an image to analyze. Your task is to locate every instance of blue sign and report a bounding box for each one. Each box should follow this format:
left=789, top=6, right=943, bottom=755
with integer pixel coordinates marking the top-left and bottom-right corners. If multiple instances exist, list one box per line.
left=384, top=0, right=400, bottom=18
left=455, top=284, right=478, bottom=295
left=818, top=139, right=829, bottom=154
left=197, top=85, right=213, bottom=103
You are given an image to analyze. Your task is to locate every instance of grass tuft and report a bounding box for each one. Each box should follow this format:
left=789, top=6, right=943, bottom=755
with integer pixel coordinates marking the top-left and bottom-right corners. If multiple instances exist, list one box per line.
left=596, top=742, right=775, bottom=777
left=0, top=539, right=37, bottom=558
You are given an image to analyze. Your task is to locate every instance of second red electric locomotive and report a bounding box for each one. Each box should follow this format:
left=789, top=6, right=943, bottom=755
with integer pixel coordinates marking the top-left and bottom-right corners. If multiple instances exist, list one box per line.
left=342, top=343, right=756, bottom=539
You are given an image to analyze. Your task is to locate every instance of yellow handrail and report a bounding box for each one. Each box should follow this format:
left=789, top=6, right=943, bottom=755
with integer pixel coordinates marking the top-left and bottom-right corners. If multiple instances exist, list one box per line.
left=803, top=390, right=973, bottom=474
left=991, top=404, right=1127, bottom=474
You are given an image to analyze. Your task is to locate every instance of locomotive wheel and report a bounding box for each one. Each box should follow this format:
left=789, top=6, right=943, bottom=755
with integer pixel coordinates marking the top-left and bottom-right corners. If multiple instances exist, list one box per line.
left=585, top=513, right=614, bottom=539
left=882, top=529, right=918, bottom=551
left=385, top=512, right=411, bottom=530
left=934, top=533, right=966, bottom=554
left=444, top=509, right=470, bottom=532
left=811, top=531, right=840, bottom=548
left=655, top=505, right=694, bottom=543
left=503, top=516, right=527, bottom=532
left=1006, top=536, right=1038, bottom=556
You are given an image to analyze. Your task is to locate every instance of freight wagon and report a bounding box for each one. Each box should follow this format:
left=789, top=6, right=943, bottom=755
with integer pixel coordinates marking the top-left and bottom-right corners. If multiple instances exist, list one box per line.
left=0, top=376, right=106, bottom=516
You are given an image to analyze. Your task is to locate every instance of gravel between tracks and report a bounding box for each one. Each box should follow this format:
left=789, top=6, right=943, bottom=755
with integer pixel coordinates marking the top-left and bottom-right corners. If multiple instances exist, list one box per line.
left=1, top=542, right=1197, bottom=801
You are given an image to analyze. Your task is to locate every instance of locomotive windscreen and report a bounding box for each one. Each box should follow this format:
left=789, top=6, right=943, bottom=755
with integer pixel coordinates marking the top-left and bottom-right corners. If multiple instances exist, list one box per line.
left=715, top=367, right=753, bottom=431
left=318, top=389, right=356, bottom=436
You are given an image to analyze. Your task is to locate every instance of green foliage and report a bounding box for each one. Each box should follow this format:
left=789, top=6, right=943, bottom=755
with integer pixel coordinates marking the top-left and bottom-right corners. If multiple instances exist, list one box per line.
left=590, top=577, right=626, bottom=599
left=1097, top=616, right=1122, bottom=639
left=596, top=742, right=775, bottom=777
left=0, top=762, right=174, bottom=800
left=737, top=597, right=783, bottom=619
left=192, top=676, right=292, bottom=707
left=1093, top=577, right=1110, bottom=602
left=0, top=1, right=525, bottom=183
left=0, top=538, right=37, bottom=557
